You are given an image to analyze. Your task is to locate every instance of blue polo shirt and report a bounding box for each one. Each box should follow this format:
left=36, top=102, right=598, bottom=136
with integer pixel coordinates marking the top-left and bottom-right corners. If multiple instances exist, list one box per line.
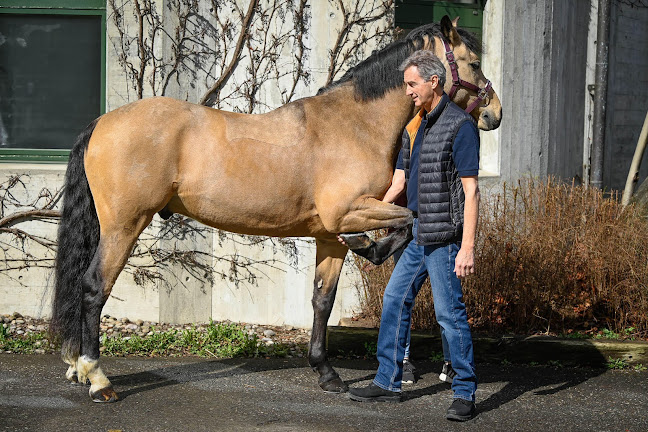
left=396, top=116, right=479, bottom=213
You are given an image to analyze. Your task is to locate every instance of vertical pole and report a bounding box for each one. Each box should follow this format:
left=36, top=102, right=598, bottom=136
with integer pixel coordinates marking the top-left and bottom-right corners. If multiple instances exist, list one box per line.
left=590, top=0, right=611, bottom=189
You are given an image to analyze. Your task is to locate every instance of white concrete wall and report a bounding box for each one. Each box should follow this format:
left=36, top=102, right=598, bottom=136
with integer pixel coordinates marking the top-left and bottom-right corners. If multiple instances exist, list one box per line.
left=479, top=0, right=503, bottom=177
left=0, top=165, right=162, bottom=322
left=0, top=0, right=387, bottom=327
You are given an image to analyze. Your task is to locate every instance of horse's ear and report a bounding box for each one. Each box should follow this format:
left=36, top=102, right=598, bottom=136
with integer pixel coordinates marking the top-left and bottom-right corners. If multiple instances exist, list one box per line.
left=440, top=15, right=462, bottom=47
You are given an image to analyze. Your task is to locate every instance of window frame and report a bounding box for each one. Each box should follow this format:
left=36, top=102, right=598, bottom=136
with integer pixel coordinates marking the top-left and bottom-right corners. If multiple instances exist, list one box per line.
left=0, top=0, right=106, bottom=163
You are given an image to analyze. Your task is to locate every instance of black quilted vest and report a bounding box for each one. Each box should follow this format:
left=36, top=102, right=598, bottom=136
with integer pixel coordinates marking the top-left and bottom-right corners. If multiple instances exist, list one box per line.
left=402, top=94, right=476, bottom=245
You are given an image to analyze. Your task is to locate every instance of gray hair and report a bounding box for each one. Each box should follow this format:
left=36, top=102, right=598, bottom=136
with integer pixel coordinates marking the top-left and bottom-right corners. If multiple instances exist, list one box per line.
left=399, top=50, right=446, bottom=87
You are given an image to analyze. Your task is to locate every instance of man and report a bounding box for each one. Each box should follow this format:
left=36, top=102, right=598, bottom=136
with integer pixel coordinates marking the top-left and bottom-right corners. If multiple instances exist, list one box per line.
left=347, top=50, right=480, bottom=422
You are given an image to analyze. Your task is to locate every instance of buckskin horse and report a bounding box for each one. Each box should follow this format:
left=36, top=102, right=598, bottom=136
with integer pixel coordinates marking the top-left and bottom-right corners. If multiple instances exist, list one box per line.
left=52, top=16, right=502, bottom=402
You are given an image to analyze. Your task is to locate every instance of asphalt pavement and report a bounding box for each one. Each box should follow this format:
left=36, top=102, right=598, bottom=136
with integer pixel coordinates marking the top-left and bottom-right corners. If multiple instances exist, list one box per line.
left=1, top=354, right=646, bottom=432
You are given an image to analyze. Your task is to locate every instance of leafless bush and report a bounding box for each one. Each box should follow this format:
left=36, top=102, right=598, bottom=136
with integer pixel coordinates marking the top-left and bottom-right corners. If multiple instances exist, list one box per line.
left=355, top=178, right=648, bottom=337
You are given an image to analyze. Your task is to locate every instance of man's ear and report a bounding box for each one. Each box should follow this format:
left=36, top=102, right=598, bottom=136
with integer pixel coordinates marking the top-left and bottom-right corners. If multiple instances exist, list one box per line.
left=440, top=15, right=462, bottom=48
left=429, top=75, right=439, bottom=89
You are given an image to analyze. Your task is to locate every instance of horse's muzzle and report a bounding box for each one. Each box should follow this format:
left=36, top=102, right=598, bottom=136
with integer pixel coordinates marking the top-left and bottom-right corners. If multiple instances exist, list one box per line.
left=479, top=107, right=502, bottom=131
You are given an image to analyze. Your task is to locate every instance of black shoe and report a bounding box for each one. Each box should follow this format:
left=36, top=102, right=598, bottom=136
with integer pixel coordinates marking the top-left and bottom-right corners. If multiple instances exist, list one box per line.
left=402, top=360, right=417, bottom=385
left=348, top=382, right=402, bottom=403
left=439, top=361, right=457, bottom=384
left=446, top=398, right=476, bottom=421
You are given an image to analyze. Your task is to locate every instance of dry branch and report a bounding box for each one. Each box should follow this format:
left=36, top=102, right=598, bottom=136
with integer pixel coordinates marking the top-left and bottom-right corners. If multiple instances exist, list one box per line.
left=200, top=0, right=258, bottom=106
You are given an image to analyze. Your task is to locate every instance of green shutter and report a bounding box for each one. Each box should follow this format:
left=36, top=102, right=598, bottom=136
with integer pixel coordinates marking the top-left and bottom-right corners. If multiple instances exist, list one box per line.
left=395, top=0, right=484, bottom=40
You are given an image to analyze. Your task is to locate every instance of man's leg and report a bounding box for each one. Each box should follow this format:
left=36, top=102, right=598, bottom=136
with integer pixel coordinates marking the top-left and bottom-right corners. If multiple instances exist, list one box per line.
left=372, top=237, right=429, bottom=392
left=395, top=244, right=419, bottom=386
left=425, top=243, right=477, bottom=416
left=349, top=220, right=427, bottom=401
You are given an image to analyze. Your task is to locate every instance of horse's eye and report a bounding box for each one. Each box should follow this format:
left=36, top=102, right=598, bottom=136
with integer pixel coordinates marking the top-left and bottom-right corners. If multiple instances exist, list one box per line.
left=470, top=62, right=481, bottom=71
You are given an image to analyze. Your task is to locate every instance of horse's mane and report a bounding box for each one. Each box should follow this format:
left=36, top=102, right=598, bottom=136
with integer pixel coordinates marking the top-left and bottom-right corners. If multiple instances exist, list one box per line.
left=318, top=23, right=482, bottom=101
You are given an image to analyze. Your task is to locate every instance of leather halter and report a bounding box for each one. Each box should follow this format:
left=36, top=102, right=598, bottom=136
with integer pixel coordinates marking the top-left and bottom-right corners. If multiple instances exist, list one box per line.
left=442, top=38, right=492, bottom=114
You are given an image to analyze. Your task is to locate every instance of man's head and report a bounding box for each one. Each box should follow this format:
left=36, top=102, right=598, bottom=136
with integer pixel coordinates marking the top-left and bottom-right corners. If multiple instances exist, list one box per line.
left=399, top=50, right=446, bottom=111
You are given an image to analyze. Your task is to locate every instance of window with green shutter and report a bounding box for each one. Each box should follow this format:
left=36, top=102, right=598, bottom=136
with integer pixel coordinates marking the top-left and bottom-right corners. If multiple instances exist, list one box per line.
left=0, top=0, right=105, bottom=162
left=395, top=0, right=485, bottom=39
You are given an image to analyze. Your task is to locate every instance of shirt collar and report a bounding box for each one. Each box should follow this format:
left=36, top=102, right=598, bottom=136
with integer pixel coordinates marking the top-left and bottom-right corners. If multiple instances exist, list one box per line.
left=425, top=92, right=449, bottom=124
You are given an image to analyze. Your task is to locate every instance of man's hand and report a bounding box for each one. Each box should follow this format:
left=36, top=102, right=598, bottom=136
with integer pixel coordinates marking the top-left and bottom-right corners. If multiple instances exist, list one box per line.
left=454, top=246, right=475, bottom=278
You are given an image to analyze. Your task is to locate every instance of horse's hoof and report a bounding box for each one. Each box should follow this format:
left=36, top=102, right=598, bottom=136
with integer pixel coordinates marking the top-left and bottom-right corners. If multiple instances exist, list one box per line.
left=338, top=233, right=373, bottom=250
left=319, top=377, right=348, bottom=393
left=90, top=386, right=119, bottom=403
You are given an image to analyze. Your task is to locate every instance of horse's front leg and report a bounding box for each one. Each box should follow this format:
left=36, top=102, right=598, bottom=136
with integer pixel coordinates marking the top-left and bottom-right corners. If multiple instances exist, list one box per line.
left=339, top=225, right=413, bottom=265
left=333, top=197, right=414, bottom=265
left=309, top=238, right=349, bottom=393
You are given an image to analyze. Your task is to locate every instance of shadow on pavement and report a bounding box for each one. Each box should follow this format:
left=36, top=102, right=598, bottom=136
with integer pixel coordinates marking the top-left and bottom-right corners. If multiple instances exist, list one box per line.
left=110, top=357, right=302, bottom=400
left=398, top=360, right=607, bottom=417
left=108, top=351, right=608, bottom=419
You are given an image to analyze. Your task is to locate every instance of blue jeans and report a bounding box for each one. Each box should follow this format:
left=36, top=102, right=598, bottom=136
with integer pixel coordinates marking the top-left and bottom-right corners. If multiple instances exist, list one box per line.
left=394, top=251, right=450, bottom=363
left=373, top=219, right=477, bottom=401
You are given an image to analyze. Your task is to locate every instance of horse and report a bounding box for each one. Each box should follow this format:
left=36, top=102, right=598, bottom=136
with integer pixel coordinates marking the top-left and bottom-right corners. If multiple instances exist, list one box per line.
left=51, top=15, right=501, bottom=403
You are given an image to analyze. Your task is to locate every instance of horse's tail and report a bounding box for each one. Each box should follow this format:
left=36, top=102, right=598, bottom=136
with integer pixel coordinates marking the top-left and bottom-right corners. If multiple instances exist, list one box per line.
left=51, top=118, right=101, bottom=361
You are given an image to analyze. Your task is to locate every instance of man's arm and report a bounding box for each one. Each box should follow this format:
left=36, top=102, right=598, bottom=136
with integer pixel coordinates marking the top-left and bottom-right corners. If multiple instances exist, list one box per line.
left=454, top=175, right=479, bottom=277
left=382, top=169, right=405, bottom=203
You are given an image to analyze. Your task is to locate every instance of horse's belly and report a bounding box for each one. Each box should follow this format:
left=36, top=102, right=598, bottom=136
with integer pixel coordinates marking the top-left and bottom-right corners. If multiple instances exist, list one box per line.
left=167, top=192, right=324, bottom=237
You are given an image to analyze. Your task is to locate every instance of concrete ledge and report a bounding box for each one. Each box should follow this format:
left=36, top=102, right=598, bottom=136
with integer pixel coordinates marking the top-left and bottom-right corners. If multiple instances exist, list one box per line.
left=327, top=327, right=648, bottom=367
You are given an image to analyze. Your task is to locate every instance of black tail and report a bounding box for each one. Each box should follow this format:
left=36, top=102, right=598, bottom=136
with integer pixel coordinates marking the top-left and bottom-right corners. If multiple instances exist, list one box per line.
left=51, top=118, right=100, bottom=360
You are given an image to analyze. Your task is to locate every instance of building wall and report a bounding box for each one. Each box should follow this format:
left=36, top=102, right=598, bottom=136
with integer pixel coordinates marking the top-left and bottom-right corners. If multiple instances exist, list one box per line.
left=0, top=0, right=393, bottom=327
left=604, top=2, right=648, bottom=191
left=488, top=0, right=590, bottom=183
left=5, top=0, right=647, bottom=326
left=482, top=0, right=648, bottom=192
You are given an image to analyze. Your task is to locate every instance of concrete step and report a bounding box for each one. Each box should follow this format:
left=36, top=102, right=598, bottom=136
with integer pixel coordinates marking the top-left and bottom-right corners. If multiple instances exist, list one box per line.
left=327, top=326, right=648, bottom=367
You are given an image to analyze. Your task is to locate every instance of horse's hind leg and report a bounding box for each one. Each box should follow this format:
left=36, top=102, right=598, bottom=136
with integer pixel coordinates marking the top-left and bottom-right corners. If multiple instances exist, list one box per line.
left=75, top=216, right=152, bottom=402
left=309, top=239, right=348, bottom=393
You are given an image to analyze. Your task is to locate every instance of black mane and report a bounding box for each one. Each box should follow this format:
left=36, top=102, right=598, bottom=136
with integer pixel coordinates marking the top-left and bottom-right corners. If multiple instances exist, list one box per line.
left=318, top=23, right=482, bottom=101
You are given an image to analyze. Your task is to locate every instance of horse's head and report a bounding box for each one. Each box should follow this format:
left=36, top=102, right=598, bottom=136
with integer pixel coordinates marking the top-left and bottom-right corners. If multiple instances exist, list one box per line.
left=410, top=16, right=502, bottom=131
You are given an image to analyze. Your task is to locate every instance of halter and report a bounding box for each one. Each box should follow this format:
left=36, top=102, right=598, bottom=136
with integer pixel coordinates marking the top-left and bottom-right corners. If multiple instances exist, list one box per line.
left=442, top=38, right=492, bottom=114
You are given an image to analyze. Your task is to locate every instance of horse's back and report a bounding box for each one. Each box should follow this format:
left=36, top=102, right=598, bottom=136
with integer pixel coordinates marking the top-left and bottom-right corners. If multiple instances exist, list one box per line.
left=84, top=97, right=325, bottom=236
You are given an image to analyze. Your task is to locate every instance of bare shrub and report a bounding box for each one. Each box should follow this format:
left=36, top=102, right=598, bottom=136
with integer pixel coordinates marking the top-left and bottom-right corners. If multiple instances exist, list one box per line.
left=355, top=178, right=648, bottom=337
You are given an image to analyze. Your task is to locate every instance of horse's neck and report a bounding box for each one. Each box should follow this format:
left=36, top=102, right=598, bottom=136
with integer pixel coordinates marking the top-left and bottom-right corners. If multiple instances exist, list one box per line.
left=364, top=87, right=416, bottom=161
left=327, top=85, right=415, bottom=159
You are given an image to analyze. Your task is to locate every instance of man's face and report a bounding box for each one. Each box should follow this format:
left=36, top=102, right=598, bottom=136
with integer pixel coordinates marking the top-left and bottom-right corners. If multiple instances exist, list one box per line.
left=404, top=66, right=437, bottom=109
